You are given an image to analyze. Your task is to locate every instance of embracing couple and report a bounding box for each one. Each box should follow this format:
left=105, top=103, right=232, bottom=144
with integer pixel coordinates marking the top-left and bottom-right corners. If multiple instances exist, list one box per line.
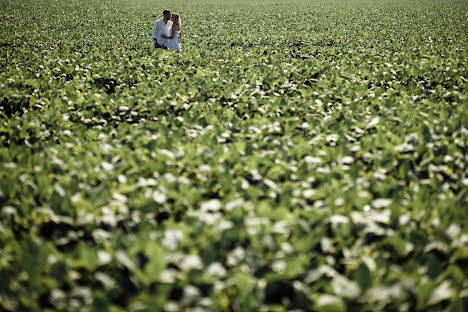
left=152, top=9, right=181, bottom=50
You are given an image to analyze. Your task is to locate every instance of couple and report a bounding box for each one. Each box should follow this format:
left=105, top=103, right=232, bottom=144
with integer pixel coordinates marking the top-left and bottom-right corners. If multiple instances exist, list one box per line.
left=152, top=9, right=181, bottom=50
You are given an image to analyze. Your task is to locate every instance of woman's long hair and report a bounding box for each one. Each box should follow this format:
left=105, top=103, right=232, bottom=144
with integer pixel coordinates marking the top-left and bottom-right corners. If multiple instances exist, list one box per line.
left=171, top=13, right=181, bottom=29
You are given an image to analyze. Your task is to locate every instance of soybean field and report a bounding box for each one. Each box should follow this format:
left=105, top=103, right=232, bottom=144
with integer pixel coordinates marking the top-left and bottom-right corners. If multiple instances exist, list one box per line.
left=0, top=0, right=467, bottom=311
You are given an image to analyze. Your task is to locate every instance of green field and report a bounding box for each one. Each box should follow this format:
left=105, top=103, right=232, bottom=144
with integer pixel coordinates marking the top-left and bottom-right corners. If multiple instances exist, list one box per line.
left=1, top=0, right=467, bottom=310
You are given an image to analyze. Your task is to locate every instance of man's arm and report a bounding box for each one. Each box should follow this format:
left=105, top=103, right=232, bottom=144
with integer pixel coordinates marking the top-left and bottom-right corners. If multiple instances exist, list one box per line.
left=152, top=21, right=159, bottom=39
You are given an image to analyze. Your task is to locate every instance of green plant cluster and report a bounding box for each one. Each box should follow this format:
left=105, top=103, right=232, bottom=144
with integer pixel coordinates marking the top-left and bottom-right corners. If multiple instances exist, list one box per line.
left=0, top=0, right=467, bottom=311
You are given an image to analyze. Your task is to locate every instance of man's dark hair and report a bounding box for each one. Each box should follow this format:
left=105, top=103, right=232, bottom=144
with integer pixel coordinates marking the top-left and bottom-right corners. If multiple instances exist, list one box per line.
left=163, top=9, right=171, bottom=16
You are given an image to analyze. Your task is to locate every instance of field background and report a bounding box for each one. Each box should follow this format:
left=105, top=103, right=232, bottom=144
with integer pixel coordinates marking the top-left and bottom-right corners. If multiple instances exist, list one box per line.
left=1, top=0, right=467, bottom=311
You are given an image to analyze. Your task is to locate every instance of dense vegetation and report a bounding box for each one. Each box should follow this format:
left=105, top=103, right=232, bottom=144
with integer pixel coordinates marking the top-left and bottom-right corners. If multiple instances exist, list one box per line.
left=0, top=0, right=467, bottom=310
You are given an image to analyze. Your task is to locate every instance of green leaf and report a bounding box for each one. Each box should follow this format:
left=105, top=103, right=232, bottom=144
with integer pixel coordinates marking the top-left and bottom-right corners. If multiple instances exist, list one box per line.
left=18, top=237, right=47, bottom=287
left=355, top=263, right=372, bottom=290
left=144, top=243, right=165, bottom=282
left=315, top=295, right=345, bottom=312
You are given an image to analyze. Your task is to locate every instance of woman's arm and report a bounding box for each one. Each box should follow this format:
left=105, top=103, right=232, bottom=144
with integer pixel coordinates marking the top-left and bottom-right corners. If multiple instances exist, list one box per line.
left=166, top=27, right=176, bottom=39
left=178, top=31, right=181, bottom=39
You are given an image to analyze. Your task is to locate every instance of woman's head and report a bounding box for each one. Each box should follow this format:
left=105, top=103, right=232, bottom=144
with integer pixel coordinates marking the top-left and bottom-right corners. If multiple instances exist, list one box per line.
left=171, top=13, right=181, bottom=28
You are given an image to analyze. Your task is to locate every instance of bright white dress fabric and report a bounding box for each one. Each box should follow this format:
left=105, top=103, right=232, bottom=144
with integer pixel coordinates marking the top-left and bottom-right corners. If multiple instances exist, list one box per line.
left=167, top=28, right=181, bottom=50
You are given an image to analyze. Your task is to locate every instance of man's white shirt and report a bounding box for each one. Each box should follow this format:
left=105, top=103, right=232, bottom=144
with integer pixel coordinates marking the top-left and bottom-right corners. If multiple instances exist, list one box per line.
left=152, top=18, right=173, bottom=47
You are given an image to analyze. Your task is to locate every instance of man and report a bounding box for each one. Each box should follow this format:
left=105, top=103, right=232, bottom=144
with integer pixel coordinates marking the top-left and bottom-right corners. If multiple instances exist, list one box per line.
left=152, top=9, right=173, bottom=49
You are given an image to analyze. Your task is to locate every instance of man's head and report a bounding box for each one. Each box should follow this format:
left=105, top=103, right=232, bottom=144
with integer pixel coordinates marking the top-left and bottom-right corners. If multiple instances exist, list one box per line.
left=163, top=9, right=171, bottom=21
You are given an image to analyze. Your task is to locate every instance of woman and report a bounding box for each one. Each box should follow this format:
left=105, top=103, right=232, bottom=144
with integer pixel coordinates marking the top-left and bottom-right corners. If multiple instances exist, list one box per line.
left=163, top=13, right=181, bottom=50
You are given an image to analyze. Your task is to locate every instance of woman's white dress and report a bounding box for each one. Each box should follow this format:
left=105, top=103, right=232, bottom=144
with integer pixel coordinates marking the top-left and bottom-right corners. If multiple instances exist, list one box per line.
left=167, top=28, right=180, bottom=50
